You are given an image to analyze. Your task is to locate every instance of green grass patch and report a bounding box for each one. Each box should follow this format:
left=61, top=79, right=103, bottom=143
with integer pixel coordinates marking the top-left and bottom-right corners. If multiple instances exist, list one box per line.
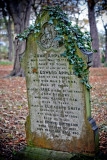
left=0, top=61, right=13, bottom=65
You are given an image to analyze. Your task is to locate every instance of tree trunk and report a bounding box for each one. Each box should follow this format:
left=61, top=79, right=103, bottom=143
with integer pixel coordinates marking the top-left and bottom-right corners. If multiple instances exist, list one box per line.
left=104, top=24, right=107, bottom=62
left=3, top=14, right=13, bottom=61
left=7, top=0, right=33, bottom=76
left=8, top=16, right=13, bottom=61
left=88, top=0, right=101, bottom=67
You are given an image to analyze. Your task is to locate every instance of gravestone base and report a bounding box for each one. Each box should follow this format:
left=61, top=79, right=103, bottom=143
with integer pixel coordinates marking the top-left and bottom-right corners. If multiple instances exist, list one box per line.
left=14, top=147, right=97, bottom=160
left=14, top=147, right=75, bottom=160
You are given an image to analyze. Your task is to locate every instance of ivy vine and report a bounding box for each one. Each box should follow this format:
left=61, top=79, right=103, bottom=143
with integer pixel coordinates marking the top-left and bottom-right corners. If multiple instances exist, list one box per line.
left=17, top=6, right=93, bottom=90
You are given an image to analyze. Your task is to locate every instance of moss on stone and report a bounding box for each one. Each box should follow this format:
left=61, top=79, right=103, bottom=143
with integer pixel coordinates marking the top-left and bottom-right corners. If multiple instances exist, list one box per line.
left=14, top=147, right=75, bottom=160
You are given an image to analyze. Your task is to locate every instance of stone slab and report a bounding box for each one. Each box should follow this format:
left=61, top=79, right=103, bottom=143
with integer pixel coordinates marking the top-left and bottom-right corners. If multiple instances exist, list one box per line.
left=14, top=147, right=97, bottom=160
left=14, top=147, right=75, bottom=160
left=21, top=11, right=99, bottom=157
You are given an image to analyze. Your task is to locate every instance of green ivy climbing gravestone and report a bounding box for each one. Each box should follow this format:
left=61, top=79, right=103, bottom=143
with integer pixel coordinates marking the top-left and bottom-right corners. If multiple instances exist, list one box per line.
left=19, top=9, right=99, bottom=160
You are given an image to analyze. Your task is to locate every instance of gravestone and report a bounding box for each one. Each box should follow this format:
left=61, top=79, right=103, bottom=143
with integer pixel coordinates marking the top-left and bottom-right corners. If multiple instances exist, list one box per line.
left=20, top=11, right=99, bottom=159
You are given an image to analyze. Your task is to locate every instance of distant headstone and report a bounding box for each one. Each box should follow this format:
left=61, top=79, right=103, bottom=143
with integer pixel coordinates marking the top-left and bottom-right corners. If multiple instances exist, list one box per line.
left=20, top=11, right=99, bottom=159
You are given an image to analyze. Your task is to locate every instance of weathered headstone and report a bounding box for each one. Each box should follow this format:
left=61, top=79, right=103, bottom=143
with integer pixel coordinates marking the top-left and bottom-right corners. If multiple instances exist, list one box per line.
left=20, top=11, right=99, bottom=159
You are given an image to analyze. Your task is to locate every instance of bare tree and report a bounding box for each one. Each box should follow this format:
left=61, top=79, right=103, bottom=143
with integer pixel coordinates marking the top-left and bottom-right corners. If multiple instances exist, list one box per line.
left=9, top=0, right=33, bottom=76
left=6, top=16, right=13, bottom=61
left=0, top=1, right=13, bottom=61
left=87, top=0, right=101, bottom=67
left=96, top=0, right=107, bottom=62
left=105, top=24, right=107, bottom=62
left=1, top=0, right=33, bottom=76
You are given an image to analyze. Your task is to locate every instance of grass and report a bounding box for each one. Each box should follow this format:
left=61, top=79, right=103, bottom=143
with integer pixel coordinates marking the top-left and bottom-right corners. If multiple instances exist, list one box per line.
left=0, top=60, right=13, bottom=65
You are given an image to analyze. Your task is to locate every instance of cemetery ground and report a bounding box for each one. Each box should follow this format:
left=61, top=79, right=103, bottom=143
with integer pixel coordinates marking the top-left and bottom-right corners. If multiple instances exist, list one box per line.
left=0, top=64, right=107, bottom=160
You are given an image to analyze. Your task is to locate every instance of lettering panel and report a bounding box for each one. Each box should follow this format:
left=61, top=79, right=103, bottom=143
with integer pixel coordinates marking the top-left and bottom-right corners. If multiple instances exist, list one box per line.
left=26, top=45, right=85, bottom=141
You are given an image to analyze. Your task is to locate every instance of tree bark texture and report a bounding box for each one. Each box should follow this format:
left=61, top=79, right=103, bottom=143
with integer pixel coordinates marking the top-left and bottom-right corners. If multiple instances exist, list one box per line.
left=7, top=16, right=13, bottom=61
left=88, top=0, right=101, bottom=67
left=2, top=12, right=13, bottom=61
left=104, top=24, right=107, bottom=62
left=7, top=0, right=33, bottom=76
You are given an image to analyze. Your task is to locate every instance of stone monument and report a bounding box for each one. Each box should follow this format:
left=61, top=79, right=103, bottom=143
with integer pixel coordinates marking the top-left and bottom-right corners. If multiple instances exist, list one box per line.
left=18, top=10, right=99, bottom=160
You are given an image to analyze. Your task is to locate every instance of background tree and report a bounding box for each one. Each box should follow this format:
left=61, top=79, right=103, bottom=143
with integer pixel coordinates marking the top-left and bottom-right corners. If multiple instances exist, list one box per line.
left=87, top=0, right=101, bottom=67
left=0, top=0, right=13, bottom=61
left=32, top=0, right=81, bottom=18
left=0, top=18, right=8, bottom=59
left=0, top=0, right=33, bottom=76
left=99, top=31, right=105, bottom=57
left=96, top=0, right=107, bottom=62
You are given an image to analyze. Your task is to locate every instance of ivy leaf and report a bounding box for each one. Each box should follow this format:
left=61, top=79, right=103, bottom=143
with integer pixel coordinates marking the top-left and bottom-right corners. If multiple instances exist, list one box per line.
left=93, top=49, right=97, bottom=53
left=70, top=59, right=74, bottom=64
left=36, top=23, right=40, bottom=27
left=67, top=22, right=71, bottom=26
left=60, top=52, right=67, bottom=57
left=68, top=39, right=72, bottom=43
left=19, top=38, right=23, bottom=41
left=63, top=17, right=69, bottom=22
left=55, top=27, right=61, bottom=31
left=69, top=50, right=74, bottom=55
left=72, top=37, right=77, bottom=40
left=56, top=16, right=61, bottom=19
left=50, top=16, right=55, bottom=20
left=59, top=35, right=64, bottom=39
left=34, top=29, right=40, bottom=33
left=67, top=55, right=71, bottom=60
left=57, top=30, right=63, bottom=34
left=77, top=42, right=81, bottom=47
left=85, top=83, right=92, bottom=90
left=28, top=25, right=35, bottom=30
left=49, top=11, right=54, bottom=15
left=74, top=71, right=79, bottom=76
left=80, top=80, right=84, bottom=83
left=67, top=45, right=72, bottom=50
left=48, top=19, right=53, bottom=24
left=17, top=34, right=21, bottom=37
left=54, top=36, right=61, bottom=41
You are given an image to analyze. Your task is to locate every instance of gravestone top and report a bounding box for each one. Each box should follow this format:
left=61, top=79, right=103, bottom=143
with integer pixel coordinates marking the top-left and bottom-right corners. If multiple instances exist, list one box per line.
left=39, top=23, right=60, bottom=49
left=21, top=10, right=99, bottom=157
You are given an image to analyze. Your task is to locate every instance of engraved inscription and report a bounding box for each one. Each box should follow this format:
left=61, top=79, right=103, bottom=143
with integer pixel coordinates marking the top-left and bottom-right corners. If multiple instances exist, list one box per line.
left=26, top=45, right=85, bottom=141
